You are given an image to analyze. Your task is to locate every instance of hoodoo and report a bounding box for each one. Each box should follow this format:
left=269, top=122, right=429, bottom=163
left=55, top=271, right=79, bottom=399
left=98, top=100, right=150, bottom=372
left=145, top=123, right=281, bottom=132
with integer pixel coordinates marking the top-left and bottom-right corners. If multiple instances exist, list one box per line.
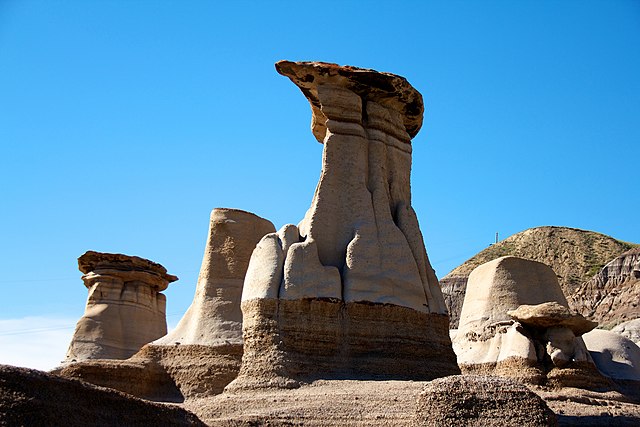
left=230, top=61, right=459, bottom=390
left=65, top=251, right=177, bottom=362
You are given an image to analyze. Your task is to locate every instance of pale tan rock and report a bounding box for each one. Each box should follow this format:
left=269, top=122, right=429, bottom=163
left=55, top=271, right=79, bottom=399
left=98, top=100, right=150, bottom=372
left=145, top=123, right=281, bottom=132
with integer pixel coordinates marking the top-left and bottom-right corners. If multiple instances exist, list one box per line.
left=582, top=329, right=640, bottom=381
left=255, top=60, right=446, bottom=314
left=612, top=318, right=640, bottom=347
left=64, top=251, right=177, bottom=363
left=507, top=302, right=597, bottom=336
left=232, top=61, right=458, bottom=389
left=60, top=209, right=275, bottom=402
left=155, top=208, right=274, bottom=346
left=453, top=256, right=604, bottom=387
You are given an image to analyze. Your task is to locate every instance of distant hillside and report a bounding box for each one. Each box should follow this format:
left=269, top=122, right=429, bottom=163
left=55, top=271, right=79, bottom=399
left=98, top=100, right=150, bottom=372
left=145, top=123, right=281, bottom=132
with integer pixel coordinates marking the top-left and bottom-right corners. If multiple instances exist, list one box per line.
left=440, top=226, right=637, bottom=328
left=570, top=247, right=640, bottom=328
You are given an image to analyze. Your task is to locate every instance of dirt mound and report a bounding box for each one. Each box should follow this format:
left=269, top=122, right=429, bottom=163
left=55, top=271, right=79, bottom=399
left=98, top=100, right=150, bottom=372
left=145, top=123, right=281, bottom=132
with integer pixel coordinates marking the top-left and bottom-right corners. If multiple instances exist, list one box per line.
left=414, top=375, right=557, bottom=426
left=0, top=364, right=204, bottom=426
left=441, top=226, right=636, bottom=328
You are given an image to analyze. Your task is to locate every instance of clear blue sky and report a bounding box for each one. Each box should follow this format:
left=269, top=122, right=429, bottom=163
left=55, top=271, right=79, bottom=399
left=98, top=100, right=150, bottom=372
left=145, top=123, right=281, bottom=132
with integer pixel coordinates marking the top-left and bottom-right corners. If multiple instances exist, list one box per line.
left=1, top=1, right=639, bottom=368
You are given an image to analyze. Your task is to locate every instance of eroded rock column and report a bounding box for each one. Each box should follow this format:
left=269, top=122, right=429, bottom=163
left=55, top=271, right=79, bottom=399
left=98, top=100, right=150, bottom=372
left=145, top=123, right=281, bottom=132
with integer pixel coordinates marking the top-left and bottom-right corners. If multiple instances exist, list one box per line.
left=155, top=208, right=275, bottom=346
left=65, top=251, right=177, bottom=362
left=230, top=61, right=459, bottom=390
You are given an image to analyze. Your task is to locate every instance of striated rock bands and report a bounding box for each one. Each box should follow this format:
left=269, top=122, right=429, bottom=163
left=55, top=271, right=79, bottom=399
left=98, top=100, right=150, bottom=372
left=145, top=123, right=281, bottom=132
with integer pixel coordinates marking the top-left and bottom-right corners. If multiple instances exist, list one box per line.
left=233, top=61, right=458, bottom=388
left=570, top=248, right=640, bottom=328
left=65, top=251, right=177, bottom=362
left=231, top=299, right=458, bottom=390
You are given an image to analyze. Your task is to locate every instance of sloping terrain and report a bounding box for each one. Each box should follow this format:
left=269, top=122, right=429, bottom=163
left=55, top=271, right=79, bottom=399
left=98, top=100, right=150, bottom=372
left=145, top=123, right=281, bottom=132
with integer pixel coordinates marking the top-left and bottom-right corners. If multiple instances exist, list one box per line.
left=0, top=364, right=205, bottom=426
left=441, top=226, right=636, bottom=328
left=570, top=248, right=640, bottom=328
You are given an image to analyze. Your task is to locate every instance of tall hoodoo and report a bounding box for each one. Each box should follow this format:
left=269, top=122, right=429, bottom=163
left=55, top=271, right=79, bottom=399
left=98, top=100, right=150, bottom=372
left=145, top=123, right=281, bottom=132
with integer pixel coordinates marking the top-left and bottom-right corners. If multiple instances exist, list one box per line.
left=65, top=251, right=177, bottom=362
left=244, top=60, right=446, bottom=313
left=231, top=61, right=459, bottom=389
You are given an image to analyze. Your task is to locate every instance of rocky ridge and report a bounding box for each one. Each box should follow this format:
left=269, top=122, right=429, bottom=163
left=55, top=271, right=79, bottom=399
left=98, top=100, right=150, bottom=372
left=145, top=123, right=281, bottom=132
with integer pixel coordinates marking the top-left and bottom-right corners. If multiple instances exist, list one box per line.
left=441, top=226, right=636, bottom=328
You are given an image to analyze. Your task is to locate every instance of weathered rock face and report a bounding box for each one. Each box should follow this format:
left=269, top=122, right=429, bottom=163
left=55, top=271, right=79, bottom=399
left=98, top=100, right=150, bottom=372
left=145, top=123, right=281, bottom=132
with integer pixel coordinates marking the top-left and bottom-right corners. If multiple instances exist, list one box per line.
left=64, top=251, right=177, bottom=362
left=453, top=256, right=605, bottom=388
left=440, top=226, right=636, bottom=328
left=59, top=209, right=274, bottom=402
left=155, top=208, right=275, bottom=346
left=231, top=61, right=458, bottom=390
left=413, top=375, right=558, bottom=427
left=570, top=248, right=640, bottom=329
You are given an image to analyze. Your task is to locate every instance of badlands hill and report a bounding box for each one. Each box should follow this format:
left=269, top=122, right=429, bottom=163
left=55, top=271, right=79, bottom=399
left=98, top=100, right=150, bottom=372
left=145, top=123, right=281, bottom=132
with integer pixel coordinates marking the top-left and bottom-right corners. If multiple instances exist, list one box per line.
left=441, top=226, right=637, bottom=328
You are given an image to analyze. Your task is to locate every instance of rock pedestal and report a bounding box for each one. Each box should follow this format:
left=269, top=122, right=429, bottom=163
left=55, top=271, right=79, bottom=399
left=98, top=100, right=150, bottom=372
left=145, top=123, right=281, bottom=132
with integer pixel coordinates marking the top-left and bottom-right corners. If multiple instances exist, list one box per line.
left=452, top=256, right=606, bottom=388
left=65, top=251, right=177, bottom=362
left=230, top=61, right=459, bottom=390
left=58, top=209, right=275, bottom=402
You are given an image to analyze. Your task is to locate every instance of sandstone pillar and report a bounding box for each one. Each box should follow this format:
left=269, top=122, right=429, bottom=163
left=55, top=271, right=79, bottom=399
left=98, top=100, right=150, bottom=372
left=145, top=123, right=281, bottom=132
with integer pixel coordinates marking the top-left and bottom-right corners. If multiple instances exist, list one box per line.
left=155, top=208, right=275, bottom=346
left=64, top=251, right=177, bottom=362
left=230, top=61, right=460, bottom=390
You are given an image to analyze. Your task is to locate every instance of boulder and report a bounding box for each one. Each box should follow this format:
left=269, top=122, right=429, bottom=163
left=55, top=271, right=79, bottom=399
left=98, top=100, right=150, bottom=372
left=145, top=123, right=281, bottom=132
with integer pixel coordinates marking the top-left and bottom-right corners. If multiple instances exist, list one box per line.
left=64, top=251, right=177, bottom=362
left=413, top=375, right=557, bottom=427
left=508, top=302, right=597, bottom=336
left=582, top=329, right=640, bottom=382
left=229, top=61, right=459, bottom=390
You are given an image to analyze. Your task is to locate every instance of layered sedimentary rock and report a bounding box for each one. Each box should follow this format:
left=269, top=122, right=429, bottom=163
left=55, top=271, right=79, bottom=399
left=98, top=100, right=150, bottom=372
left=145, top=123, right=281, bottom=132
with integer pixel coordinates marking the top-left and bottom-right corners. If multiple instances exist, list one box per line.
left=414, top=375, right=557, bottom=427
left=452, top=256, right=605, bottom=388
left=571, top=248, right=640, bottom=328
left=230, top=61, right=459, bottom=390
left=440, top=226, right=635, bottom=328
left=64, top=251, right=177, bottom=362
left=58, top=209, right=274, bottom=401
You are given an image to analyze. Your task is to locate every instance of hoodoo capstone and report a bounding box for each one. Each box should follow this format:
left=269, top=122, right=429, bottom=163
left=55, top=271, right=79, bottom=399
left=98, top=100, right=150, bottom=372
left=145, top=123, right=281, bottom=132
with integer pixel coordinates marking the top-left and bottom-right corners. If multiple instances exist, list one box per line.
left=230, top=61, right=459, bottom=390
left=64, top=251, right=177, bottom=362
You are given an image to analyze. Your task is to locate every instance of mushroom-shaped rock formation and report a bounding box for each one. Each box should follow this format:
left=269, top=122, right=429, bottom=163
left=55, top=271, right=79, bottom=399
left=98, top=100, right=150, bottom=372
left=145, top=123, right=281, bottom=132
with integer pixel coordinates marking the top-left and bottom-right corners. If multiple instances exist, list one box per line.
left=508, top=302, right=598, bottom=336
left=64, top=251, right=177, bottom=362
left=230, top=61, right=459, bottom=390
left=452, top=256, right=606, bottom=388
left=57, top=209, right=275, bottom=402
left=508, top=302, right=596, bottom=369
